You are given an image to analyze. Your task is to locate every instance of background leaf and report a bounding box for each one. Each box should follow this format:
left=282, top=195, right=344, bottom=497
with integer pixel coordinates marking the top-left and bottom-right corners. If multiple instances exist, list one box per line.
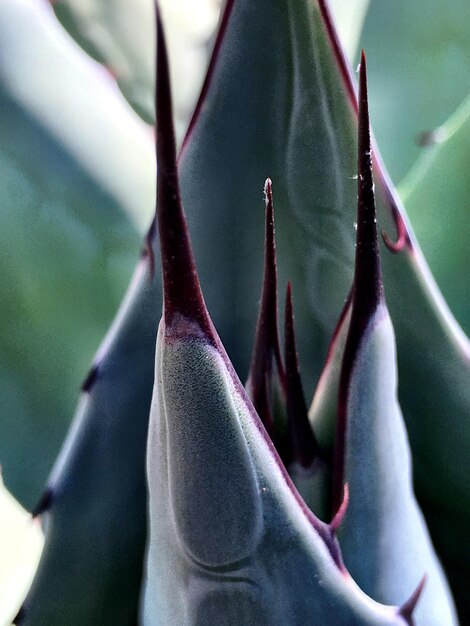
left=0, top=0, right=154, bottom=506
left=397, top=95, right=470, bottom=335
left=0, top=475, right=43, bottom=626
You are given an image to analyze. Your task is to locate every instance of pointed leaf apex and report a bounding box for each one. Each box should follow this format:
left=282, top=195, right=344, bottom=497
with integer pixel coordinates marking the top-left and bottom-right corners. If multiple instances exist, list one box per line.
left=246, top=179, right=284, bottom=431
left=355, top=50, right=383, bottom=314
left=333, top=56, right=384, bottom=509
left=284, top=283, right=320, bottom=468
left=329, top=483, right=349, bottom=533
left=155, top=7, right=214, bottom=341
left=398, top=574, right=427, bottom=624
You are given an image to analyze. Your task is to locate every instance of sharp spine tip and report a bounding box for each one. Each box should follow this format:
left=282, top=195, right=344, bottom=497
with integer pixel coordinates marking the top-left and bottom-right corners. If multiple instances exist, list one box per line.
left=354, top=47, right=383, bottom=310
left=154, top=3, right=213, bottom=339
left=333, top=52, right=383, bottom=511
left=398, top=574, right=427, bottom=623
left=246, top=179, right=285, bottom=433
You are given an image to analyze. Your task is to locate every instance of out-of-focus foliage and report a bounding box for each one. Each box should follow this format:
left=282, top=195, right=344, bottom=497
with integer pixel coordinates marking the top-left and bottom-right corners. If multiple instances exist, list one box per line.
left=52, top=0, right=221, bottom=137
left=398, top=96, right=470, bottom=335
left=0, top=0, right=153, bottom=506
left=0, top=475, right=43, bottom=626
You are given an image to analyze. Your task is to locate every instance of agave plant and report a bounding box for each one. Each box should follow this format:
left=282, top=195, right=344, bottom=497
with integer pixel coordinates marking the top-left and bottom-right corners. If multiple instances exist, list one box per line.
left=1, top=0, right=469, bottom=624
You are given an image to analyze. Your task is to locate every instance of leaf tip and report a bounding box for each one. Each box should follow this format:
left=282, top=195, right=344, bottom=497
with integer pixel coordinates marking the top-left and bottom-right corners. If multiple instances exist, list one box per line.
left=355, top=50, right=382, bottom=310
left=246, top=178, right=284, bottom=431
left=154, top=5, right=213, bottom=341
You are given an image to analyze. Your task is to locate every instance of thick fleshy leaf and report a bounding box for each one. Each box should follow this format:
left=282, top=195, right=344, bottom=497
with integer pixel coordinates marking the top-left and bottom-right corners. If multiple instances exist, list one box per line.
left=176, top=0, right=470, bottom=609
left=0, top=0, right=153, bottom=505
left=283, top=283, right=329, bottom=520
left=17, top=257, right=158, bottom=624
left=334, top=59, right=457, bottom=625
left=142, top=19, right=409, bottom=623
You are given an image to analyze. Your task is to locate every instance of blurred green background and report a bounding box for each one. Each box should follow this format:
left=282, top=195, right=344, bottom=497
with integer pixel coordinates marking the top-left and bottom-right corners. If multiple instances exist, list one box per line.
left=0, top=0, right=468, bottom=511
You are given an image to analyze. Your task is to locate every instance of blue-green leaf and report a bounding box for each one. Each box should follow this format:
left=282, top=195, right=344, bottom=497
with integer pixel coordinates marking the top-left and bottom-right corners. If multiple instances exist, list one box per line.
left=142, top=21, right=411, bottom=623
left=334, top=59, right=457, bottom=625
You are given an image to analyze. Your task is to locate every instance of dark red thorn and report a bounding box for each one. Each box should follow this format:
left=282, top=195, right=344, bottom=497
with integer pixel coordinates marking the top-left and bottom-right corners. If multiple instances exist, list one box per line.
left=81, top=363, right=99, bottom=393
left=354, top=51, right=383, bottom=315
left=381, top=209, right=409, bottom=254
left=398, top=574, right=427, bottom=624
left=284, top=282, right=321, bottom=468
left=31, top=487, right=53, bottom=518
left=155, top=6, right=214, bottom=341
left=333, top=52, right=384, bottom=511
left=246, top=179, right=285, bottom=434
left=329, top=483, right=349, bottom=533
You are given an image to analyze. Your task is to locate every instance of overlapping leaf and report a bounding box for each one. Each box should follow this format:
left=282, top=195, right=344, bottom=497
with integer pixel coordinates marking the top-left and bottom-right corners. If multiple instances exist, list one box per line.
left=142, top=19, right=415, bottom=623
left=176, top=0, right=470, bottom=609
left=330, top=59, right=456, bottom=625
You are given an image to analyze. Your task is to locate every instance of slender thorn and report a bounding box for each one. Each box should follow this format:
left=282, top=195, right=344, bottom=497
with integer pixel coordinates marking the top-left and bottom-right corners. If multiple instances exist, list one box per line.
left=398, top=574, right=427, bottom=623
left=246, top=178, right=285, bottom=432
left=333, top=51, right=384, bottom=511
left=381, top=209, right=408, bottom=253
left=354, top=50, right=383, bottom=315
left=154, top=4, right=213, bottom=339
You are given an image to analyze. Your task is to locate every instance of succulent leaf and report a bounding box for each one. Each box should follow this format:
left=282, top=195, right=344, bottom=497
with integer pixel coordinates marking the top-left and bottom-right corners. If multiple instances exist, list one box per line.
left=16, top=252, right=159, bottom=623
left=245, top=179, right=286, bottom=447
left=177, top=0, right=470, bottom=606
left=8, top=0, right=468, bottom=620
left=284, top=283, right=330, bottom=520
left=334, top=56, right=458, bottom=626
left=142, top=16, right=411, bottom=624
